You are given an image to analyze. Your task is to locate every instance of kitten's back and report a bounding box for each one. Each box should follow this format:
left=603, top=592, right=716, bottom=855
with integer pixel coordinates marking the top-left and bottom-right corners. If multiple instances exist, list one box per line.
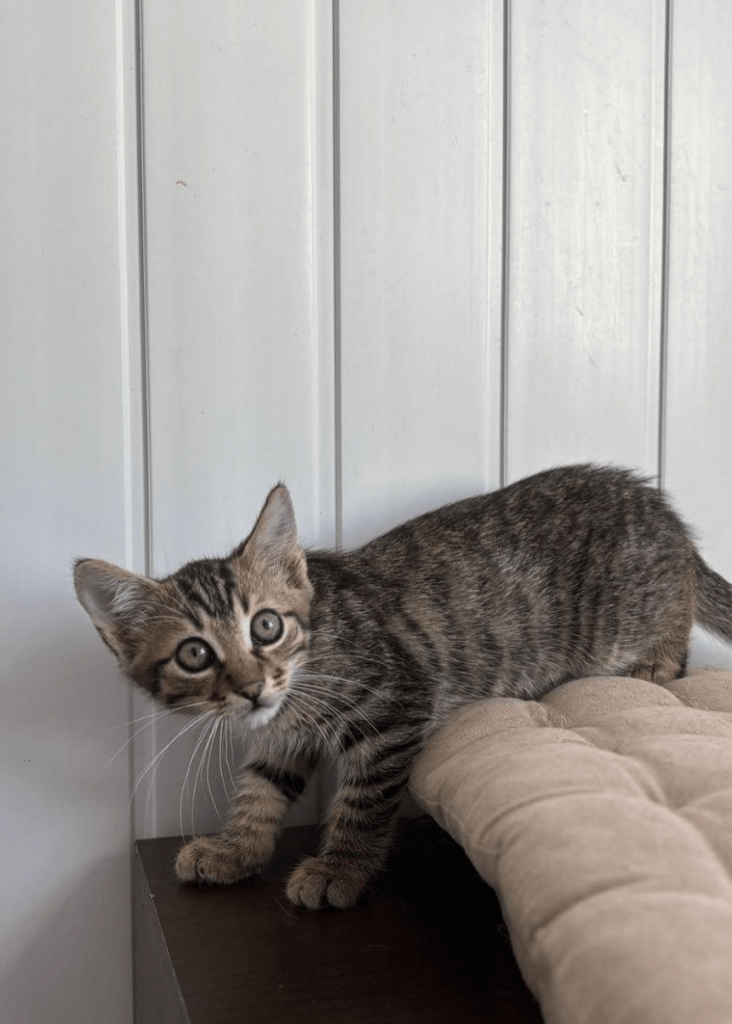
left=308, top=465, right=696, bottom=703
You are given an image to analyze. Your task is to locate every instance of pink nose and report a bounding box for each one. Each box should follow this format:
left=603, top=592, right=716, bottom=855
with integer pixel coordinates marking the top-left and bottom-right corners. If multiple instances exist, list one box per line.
left=231, top=678, right=264, bottom=704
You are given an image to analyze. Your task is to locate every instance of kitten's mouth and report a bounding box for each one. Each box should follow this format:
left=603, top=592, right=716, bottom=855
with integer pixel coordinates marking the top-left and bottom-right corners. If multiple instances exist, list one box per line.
left=238, top=693, right=283, bottom=730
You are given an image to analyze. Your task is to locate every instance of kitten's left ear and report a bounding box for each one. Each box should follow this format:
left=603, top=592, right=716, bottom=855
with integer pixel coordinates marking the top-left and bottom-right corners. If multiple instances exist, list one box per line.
left=236, top=485, right=309, bottom=588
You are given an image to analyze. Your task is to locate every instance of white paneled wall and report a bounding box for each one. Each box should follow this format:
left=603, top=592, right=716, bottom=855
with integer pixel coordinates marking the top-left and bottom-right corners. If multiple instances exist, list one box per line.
left=3, top=2, right=732, bottom=1021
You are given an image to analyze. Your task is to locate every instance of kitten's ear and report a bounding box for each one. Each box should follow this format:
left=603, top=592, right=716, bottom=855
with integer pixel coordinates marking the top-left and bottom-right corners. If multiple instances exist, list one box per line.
left=237, top=485, right=309, bottom=587
left=74, top=558, right=158, bottom=661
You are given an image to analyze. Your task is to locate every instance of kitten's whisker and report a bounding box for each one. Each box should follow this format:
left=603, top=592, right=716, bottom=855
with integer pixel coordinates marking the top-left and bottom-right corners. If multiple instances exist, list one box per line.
left=191, top=719, right=216, bottom=837
left=224, top=720, right=238, bottom=793
left=129, top=699, right=209, bottom=724
left=295, top=670, right=402, bottom=707
left=217, top=720, right=229, bottom=803
left=108, top=700, right=212, bottom=768
left=130, top=711, right=208, bottom=808
left=180, top=716, right=210, bottom=839
left=287, top=684, right=358, bottom=726
left=308, top=629, right=391, bottom=658
left=203, top=718, right=223, bottom=822
left=286, top=687, right=369, bottom=754
left=285, top=692, right=342, bottom=755
left=180, top=714, right=218, bottom=840
left=291, top=679, right=367, bottom=709
left=290, top=680, right=388, bottom=732
left=107, top=706, right=168, bottom=731
left=293, top=697, right=380, bottom=741
left=305, top=650, right=395, bottom=674
left=131, top=612, right=183, bottom=624
left=294, top=683, right=379, bottom=722
left=106, top=712, right=161, bottom=767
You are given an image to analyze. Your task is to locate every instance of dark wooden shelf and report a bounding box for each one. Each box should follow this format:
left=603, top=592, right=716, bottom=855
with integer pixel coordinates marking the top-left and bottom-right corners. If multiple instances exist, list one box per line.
left=134, top=816, right=543, bottom=1024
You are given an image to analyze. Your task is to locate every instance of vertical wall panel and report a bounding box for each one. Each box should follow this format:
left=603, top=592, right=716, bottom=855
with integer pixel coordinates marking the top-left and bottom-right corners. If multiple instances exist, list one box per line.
left=664, top=0, right=732, bottom=670
left=137, top=0, right=335, bottom=835
left=506, top=0, right=667, bottom=480
left=338, top=0, right=505, bottom=546
left=0, top=1, right=136, bottom=1021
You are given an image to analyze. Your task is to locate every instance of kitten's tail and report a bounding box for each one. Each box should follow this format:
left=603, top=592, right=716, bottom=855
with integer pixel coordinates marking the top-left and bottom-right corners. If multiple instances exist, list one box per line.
left=693, top=551, right=732, bottom=644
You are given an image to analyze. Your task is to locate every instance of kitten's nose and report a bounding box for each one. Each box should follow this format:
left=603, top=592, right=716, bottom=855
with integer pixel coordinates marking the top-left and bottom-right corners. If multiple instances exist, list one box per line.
left=232, top=678, right=264, bottom=704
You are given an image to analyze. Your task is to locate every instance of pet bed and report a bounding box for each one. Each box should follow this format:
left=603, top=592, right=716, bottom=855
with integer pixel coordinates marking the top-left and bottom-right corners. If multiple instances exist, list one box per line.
left=409, top=668, right=732, bottom=1024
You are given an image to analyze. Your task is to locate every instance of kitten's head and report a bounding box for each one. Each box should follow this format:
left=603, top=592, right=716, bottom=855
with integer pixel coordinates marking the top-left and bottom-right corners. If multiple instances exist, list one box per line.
left=74, top=485, right=312, bottom=729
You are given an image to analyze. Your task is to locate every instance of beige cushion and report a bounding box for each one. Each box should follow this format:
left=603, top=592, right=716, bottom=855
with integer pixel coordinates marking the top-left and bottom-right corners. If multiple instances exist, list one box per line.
left=409, top=669, right=732, bottom=1024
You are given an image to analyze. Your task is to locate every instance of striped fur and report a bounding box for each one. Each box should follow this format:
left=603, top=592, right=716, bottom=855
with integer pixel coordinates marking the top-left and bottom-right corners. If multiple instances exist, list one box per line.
left=74, top=465, right=732, bottom=908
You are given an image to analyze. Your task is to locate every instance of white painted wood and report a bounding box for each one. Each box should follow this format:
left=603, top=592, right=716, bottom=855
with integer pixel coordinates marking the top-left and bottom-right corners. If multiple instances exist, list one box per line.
left=338, top=0, right=505, bottom=547
left=664, top=0, right=732, bottom=671
left=0, top=0, right=138, bottom=1021
left=505, top=0, right=668, bottom=481
left=137, top=0, right=335, bottom=836
left=7, top=7, right=732, bottom=1021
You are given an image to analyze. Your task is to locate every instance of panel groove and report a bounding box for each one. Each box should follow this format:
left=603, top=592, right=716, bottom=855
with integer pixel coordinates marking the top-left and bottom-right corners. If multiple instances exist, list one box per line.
left=499, top=0, right=512, bottom=488
left=136, top=0, right=153, bottom=578
left=642, top=0, right=671, bottom=478
left=114, top=0, right=149, bottom=1004
left=657, top=0, right=674, bottom=488
left=138, top=0, right=153, bottom=581
left=332, top=0, right=344, bottom=549
left=130, top=0, right=158, bottom=836
left=306, top=0, right=337, bottom=559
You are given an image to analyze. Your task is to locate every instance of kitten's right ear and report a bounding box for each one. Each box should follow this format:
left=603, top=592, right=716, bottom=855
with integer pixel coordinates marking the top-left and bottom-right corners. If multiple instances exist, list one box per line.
left=236, top=484, right=309, bottom=589
left=74, top=558, right=158, bottom=661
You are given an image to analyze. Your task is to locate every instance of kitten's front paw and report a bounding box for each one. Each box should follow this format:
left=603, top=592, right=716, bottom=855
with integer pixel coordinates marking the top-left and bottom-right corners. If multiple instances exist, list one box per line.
left=285, top=856, right=369, bottom=909
left=175, top=835, right=263, bottom=886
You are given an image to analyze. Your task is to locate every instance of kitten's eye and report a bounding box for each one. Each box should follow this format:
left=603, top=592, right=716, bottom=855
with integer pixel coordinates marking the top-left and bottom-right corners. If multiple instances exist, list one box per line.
left=175, top=638, right=216, bottom=673
left=250, top=609, right=284, bottom=646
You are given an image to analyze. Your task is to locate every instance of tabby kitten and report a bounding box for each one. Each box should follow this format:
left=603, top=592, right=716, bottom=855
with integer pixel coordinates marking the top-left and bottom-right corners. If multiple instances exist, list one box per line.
left=74, top=464, right=732, bottom=908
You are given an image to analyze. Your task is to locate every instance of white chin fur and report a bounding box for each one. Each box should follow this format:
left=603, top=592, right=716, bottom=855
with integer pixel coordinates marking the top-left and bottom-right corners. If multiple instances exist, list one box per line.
left=245, top=698, right=282, bottom=730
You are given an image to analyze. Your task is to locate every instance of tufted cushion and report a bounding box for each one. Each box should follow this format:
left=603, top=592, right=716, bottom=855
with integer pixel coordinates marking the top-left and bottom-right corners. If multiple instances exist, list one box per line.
left=409, top=669, right=732, bottom=1024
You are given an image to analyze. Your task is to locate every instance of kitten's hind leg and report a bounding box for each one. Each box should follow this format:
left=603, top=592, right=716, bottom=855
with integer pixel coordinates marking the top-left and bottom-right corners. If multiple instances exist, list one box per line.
left=627, top=581, right=693, bottom=686
left=627, top=643, right=688, bottom=686
left=176, top=750, right=317, bottom=885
